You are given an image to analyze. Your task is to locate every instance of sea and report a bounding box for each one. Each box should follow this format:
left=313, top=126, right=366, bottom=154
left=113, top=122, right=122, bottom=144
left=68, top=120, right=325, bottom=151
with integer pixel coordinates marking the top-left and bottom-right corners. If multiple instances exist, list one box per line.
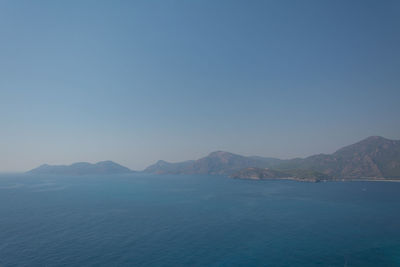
left=0, top=173, right=399, bottom=266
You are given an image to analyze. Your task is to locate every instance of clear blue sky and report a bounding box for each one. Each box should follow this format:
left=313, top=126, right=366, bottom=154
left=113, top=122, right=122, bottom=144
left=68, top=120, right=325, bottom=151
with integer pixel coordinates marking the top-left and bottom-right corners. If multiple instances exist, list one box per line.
left=1, top=0, right=399, bottom=171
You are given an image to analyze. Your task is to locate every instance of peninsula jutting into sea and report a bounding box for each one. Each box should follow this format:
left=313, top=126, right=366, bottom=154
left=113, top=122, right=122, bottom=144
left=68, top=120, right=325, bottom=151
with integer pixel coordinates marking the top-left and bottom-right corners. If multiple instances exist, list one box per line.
left=28, top=136, right=400, bottom=182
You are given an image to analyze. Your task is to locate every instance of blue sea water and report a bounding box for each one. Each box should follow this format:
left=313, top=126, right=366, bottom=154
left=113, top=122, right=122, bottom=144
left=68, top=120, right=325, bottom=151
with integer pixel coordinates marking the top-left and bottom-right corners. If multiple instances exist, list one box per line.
left=0, top=174, right=400, bottom=266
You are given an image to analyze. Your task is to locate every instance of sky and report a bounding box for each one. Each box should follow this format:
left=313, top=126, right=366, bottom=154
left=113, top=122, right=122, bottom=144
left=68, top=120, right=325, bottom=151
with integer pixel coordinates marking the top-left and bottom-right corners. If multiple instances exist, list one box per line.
left=1, top=0, right=399, bottom=172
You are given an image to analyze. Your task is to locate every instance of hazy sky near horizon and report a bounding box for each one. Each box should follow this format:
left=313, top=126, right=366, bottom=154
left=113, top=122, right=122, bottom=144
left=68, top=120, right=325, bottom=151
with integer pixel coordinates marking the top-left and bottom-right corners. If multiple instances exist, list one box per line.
left=1, top=0, right=400, bottom=171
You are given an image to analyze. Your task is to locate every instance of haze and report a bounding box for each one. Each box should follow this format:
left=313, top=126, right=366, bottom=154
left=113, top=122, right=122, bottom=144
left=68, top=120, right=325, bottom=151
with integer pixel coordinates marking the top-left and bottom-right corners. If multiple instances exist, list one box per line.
left=1, top=0, right=399, bottom=172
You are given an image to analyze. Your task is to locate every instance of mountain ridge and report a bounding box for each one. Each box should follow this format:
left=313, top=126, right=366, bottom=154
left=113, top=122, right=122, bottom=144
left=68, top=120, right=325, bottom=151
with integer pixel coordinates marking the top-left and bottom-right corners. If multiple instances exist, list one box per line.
left=27, top=160, right=134, bottom=175
left=144, top=150, right=282, bottom=175
left=145, top=136, right=400, bottom=180
left=27, top=136, right=400, bottom=180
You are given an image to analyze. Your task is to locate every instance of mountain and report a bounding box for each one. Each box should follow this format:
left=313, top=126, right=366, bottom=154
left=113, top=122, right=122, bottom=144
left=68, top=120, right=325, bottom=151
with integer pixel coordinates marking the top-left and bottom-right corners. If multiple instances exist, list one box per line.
left=145, top=136, right=400, bottom=180
left=144, top=151, right=283, bottom=175
left=274, top=136, right=400, bottom=179
left=27, top=161, right=134, bottom=175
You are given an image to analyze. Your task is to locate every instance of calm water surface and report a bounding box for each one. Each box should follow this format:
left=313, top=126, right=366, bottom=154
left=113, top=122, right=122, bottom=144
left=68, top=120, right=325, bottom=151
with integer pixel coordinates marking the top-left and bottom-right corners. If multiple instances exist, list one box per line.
left=0, top=173, right=399, bottom=266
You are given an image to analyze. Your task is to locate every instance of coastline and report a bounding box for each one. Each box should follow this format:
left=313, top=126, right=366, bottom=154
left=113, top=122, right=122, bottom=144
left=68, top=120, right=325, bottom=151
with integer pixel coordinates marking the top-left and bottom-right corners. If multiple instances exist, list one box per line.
left=231, top=176, right=400, bottom=183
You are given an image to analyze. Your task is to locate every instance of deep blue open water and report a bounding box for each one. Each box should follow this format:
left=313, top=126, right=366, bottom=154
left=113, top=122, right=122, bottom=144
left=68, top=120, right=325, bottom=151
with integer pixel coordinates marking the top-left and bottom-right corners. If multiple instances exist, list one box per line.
left=0, top=173, right=399, bottom=266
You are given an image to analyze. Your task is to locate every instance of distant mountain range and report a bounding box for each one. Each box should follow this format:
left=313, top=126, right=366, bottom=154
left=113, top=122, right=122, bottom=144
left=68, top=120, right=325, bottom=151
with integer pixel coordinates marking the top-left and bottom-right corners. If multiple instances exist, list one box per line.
left=28, top=136, right=400, bottom=181
left=144, top=136, right=400, bottom=181
left=28, top=161, right=134, bottom=175
left=144, top=151, right=282, bottom=175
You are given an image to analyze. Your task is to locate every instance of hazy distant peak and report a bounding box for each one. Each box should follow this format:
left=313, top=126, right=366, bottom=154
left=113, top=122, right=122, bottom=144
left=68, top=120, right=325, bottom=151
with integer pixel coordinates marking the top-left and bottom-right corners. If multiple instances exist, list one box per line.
left=334, top=136, right=399, bottom=155
left=207, top=151, right=240, bottom=158
left=208, top=150, right=234, bottom=155
left=355, top=136, right=393, bottom=145
left=70, top=162, right=92, bottom=167
left=359, top=136, right=397, bottom=144
left=208, top=150, right=230, bottom=155
left=27, top=161, right=134, bottom=175
left=96, top=160, right=114, bottom=164
left=95, top=160, right=121, bottom=166
left=365, top=136, right=386, bottom=140
left=39, top=164, right=50, bottom=167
